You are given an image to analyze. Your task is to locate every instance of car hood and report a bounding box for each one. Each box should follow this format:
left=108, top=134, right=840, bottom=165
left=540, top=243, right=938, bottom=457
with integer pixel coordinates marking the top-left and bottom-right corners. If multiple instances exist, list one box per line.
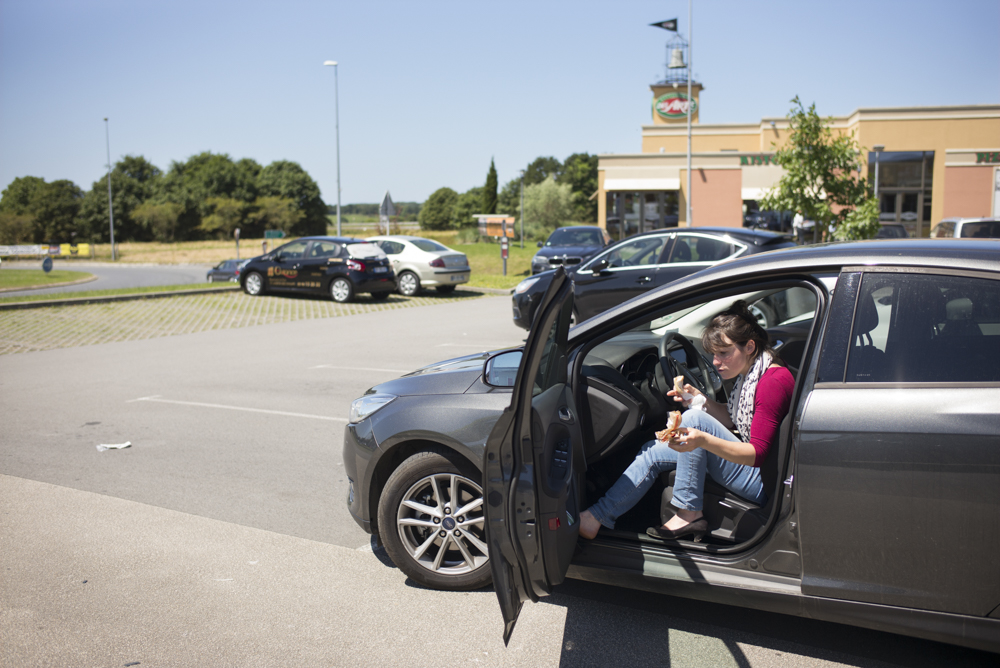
left=534, top=245, right=601, bottom=259
left=368, top=351, right=497, bottom=396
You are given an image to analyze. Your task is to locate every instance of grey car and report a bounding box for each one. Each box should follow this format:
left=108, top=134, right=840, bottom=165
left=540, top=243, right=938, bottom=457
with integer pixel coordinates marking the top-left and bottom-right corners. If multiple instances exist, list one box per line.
left=343, top=239, right=1000, bottom=652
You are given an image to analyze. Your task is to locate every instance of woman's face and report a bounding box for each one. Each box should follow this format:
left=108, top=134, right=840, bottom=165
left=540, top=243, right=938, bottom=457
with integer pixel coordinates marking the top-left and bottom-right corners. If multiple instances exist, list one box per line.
left=710, top=334, right=756, bottom=380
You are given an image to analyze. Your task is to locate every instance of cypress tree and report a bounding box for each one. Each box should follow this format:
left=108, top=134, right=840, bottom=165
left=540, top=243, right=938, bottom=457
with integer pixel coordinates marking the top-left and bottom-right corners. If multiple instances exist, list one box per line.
left=483, top=158, right=498, bottom=214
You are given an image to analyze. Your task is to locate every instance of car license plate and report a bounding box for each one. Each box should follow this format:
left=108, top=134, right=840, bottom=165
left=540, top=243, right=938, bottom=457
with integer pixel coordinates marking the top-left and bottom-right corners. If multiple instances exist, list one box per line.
left=373, top=266, right=388, bottom=274
left=450, top=274, right=466, bottom=282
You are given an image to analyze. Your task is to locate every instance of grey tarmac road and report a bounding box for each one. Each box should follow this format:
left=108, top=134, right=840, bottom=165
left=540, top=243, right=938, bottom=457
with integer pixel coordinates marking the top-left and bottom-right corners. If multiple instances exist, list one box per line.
left=0, top=296, right=993, bottom=667
left=0, top=260, right=213, bottom=297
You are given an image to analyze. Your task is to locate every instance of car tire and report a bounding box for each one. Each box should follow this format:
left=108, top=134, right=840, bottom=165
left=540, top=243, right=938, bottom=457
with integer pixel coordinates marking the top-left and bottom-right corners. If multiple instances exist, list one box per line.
left=435, top=285, right=456, bottom=295
left=243, top=271, right=265, bottom=296
left=330, top=277, right=353, bottom=303
left=378, top=450, right=491, bottom=591
left=371, top=290, right=391, bottom=301
left=749, top=302, right=776, bottom=328
left=398, top=271, right=420, bottom=297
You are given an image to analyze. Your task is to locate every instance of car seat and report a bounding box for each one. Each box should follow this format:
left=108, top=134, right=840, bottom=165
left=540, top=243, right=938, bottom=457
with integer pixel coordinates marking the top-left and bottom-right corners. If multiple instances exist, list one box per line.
left=658, top=413, right=791, bottom=543
left=671, top=241, right=692, bottom=263
left=846, top=289, right=888, bottom=381
left=696, top=238, right=723, bottom=262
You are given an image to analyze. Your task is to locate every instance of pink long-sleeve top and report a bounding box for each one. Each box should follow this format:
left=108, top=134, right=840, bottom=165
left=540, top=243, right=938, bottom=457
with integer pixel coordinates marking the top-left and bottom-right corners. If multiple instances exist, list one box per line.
left=748, top=366, right=795, bottom=468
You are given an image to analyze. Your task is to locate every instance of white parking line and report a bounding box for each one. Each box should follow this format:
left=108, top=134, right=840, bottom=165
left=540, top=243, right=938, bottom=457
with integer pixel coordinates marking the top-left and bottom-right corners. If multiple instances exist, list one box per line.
left=310, top=365, right=411, bottom=373
left=127, top=395, right=348, bottom=422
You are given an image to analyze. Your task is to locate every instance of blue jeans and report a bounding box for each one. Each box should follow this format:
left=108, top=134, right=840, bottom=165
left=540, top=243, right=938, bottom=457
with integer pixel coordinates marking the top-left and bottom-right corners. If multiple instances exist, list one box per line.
left=588, top=409, right=767, bottom=529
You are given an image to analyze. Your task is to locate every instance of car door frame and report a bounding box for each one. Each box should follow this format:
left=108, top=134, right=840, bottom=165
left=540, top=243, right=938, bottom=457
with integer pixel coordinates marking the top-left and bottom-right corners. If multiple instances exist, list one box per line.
left=573, top=232, right=675, bottom=320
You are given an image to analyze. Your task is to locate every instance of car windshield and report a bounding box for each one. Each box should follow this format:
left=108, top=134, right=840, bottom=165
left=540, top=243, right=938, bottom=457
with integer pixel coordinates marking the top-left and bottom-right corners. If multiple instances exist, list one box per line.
left=410, top=239, right=449, bottom=252
left=546, top=228, right=602, bottom=247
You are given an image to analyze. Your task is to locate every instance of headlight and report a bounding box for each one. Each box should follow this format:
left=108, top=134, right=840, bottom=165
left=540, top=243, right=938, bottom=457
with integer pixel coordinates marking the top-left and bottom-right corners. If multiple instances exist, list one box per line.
left=514, top=277, right=541, bottom=294
left=532, top=254, right=546, bottom=264
left=349, top=393, right=396, bottom=423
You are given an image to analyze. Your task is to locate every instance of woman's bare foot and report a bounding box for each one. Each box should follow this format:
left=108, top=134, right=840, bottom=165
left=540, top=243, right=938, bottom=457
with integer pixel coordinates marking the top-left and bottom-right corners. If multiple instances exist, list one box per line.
left=662, top=509, right=703, bottom=531
left=579, top=509, right=602, bottom=539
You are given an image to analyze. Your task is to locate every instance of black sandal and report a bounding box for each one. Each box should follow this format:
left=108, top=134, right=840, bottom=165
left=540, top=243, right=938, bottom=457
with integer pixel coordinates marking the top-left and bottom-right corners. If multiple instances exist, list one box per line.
left=646, top=518, right=708, bottom=542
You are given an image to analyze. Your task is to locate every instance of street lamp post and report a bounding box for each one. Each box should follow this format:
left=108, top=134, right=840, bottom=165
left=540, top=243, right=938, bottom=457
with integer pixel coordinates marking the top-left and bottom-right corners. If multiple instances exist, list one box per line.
left=323, top=61, right=342, bottom=237
left=873, top=144, right=885, bottom=200
left=686, top=0, right=693, bottom=227
left=103, top=117, right=116, bottom=261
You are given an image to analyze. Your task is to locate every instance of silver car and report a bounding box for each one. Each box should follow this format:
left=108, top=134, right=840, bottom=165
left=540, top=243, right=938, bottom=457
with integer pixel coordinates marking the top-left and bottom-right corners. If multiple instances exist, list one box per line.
left=367, top=235, right=471, bottom=296
left=931, top=217, right=1000, bottom=239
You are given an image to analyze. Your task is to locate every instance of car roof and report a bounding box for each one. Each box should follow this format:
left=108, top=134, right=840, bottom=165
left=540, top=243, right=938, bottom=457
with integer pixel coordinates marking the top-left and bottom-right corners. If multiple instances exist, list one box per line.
left=572, top=239, right=1000, bottom=338
left=616, top=226, right=789, bottom=246
left=937, top=217, right=1000, bottom=224
left=367, top=235, right=431, bottom=242
left=294, top=235, right=368, bottom=243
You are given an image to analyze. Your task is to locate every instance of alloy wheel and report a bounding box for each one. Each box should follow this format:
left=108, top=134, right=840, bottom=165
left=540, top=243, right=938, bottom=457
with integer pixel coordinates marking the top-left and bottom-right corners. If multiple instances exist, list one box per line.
left=244, top=272, right=263, bottom=296
left=395, top=472, right=488, bottom=576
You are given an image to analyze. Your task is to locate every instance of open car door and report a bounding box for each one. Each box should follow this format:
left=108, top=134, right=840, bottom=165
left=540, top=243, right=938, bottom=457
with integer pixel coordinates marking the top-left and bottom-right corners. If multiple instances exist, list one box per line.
left=484, top=267, right=585, bottom=644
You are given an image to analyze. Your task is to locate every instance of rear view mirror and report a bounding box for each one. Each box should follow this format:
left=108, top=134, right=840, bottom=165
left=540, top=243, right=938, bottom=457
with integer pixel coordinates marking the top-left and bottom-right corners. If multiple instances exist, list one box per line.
left=483, top=350, right=523, bottom=388
left=537, top=241, right=543, bottom=248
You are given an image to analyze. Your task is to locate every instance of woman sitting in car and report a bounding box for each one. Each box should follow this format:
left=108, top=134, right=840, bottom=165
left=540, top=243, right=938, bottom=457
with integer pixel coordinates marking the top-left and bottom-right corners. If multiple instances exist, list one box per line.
left=579, top=301, right=795, bottom=541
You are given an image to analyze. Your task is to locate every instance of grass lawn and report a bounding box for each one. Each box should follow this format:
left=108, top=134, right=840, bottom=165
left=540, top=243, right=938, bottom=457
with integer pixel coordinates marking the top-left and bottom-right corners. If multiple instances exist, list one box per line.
left=0, top=269, right=93, bottom=290
left=0, top=282, right=232, bottom=304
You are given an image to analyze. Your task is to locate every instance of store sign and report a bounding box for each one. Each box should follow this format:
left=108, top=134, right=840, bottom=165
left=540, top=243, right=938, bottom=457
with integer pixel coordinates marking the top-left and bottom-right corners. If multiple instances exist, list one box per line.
left=976, top=151, right=1000, bottom=164
left=654, top=92, right=697, bottom=119
left=740, top=154, right=778, bottom=166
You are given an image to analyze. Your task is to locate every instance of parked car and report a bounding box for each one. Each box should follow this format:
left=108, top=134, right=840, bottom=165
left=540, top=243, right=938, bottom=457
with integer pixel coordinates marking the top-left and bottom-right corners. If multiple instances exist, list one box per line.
left=367, top=235, right=470, bottom=296
left=875, top=223, right=909, bottom=239
left=206, top=259, right=247, bottom=282
left=240, top=236, right=395, bottom=302
left=530, top=226, right=611, bottom=275
left=344, top=238, right=1000, bottom=652
left=512, top=227, right=795, bottom=330
left=931, top=217, right=1000, bottom=239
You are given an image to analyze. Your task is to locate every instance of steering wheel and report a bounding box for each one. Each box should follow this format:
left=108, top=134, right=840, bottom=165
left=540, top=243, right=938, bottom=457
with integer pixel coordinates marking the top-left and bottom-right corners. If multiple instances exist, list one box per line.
left=658, top=331, right=715, bottom=398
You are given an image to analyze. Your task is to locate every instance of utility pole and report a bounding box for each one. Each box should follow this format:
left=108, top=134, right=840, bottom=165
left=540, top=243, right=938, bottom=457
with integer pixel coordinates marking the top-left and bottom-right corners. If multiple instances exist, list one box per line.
left=104, top=118, right=116, bottom=261
left=519, top=170, right=525, bottom=248
left=686, top=0, right=693, bottom=227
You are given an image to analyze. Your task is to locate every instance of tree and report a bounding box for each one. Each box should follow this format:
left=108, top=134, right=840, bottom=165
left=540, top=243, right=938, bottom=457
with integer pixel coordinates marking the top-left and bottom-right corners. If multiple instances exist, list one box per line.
left=559, top=153, right=598, bottom=222
left=132, top=201, right=183, bottom=242
left=483, top=159, right=498, bottom=214
left=452, top=186, right=484, bottom=229
left=760, top=97, right=877, bottom=242
left=0, top=213, right=33, bottom=244
left=524, top=156, right=562, bottom=186
left=0, top=176, right=47, bottom=215
left=523, top=176, right=573, bottom=240
left=78, top=155, right=163, bottom=242
left=256, top=160, right=327, bottom=236
left=201, top=197, right=248, bottom=239
left=497, top=177, right=521, bottom=217
left=247, top=196, right=304, bottom=235
left=418, top=187, right=458, bottom=230
left=0, top=176, right=84, bottom=242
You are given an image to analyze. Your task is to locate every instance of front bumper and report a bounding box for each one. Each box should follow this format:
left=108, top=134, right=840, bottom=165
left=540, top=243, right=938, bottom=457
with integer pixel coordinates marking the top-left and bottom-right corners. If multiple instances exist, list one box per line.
left=343, top=419, right=380, bottom=533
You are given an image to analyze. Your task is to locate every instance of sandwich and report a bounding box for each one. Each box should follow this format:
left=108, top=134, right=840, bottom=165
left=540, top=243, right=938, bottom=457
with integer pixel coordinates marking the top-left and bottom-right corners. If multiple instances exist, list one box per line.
left=673, top=375, right=685, bottom=395
left=655, top=411, right=683, bottom=442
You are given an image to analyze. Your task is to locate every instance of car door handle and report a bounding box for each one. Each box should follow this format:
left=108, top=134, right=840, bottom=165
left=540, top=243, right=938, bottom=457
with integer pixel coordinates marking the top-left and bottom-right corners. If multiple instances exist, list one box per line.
left=558, top=407, right=573, bottom=423
left=636, top=275, right=652, bottom=284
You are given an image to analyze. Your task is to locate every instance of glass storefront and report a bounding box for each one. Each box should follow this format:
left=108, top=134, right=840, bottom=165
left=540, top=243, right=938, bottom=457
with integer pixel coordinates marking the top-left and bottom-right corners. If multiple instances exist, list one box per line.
left=869, top=151, right=934, bottom=237
left=605, top=191, right=679, bottom=240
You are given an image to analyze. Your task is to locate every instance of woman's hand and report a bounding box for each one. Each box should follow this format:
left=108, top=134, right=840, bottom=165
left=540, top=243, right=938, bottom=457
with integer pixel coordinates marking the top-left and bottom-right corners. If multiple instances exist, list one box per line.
left=668, top=427, right=707, bottom=452
left=667, top=383, right=702, bottom=408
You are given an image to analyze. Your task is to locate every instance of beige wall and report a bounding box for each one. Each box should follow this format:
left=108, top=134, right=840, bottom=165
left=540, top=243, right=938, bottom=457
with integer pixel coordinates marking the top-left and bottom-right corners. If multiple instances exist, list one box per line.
left=690, top=168, right=742, bottom=227
left=943, top=166, right=995, bottom=218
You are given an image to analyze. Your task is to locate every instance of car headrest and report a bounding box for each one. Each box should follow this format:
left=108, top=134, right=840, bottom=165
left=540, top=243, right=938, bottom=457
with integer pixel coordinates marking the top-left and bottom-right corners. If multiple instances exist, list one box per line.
left=673, top=242, right=691, bottom=262
left=854, top=292, right=881, bottom=337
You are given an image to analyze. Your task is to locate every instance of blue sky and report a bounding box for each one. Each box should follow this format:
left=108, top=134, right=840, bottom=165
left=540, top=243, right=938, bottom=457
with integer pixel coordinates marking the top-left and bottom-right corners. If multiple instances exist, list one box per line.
left=1, top=0, right=997, bottom=205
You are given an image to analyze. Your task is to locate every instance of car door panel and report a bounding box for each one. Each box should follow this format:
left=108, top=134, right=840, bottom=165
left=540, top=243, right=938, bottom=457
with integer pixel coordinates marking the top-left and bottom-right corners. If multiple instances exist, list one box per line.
left=484, top=268, right=583, bottom=644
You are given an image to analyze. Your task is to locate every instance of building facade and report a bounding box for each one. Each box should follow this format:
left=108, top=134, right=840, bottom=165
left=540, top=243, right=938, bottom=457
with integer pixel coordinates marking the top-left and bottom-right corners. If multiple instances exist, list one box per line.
left=597, top=86, right=1000, bottom=239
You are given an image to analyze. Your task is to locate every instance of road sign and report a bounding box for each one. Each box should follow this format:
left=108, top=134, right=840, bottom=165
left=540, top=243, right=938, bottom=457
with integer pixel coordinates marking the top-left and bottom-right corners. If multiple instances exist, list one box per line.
left=379, top=191, right=395, bottom=235
left=264, top=230, right=285, bottom=239
left=42, top=256, right=53, bottom=273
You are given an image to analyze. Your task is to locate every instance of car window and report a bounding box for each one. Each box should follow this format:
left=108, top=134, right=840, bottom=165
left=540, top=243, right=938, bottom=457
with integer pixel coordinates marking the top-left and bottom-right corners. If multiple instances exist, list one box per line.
left=845, top=272, right=1000, bottom=382
left=276, top=240, right=308, bottom=259
left=379, top=240, right=405, bottom=255
left=346, top=243, right=387, bottom=259
left=669, top=235, right=737, bottom=263
left=959, top=222, right=999, bottom=238
left=410, top=239, right=448, bottom=252
left=603, top=236, right=668, bottom=268
left=546, top=228, right=602, bottom=247
left=308, top=241, right=341, bottom=258
left=931, top=222, right=955, bottom=238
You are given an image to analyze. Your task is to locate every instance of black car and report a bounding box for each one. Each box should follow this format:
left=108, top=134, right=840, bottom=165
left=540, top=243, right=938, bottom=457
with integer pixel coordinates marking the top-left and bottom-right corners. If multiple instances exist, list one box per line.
left=531, top=226, right=611, bottom=275
left=344, top=239, right=1000, bottom=652
left=513, top=227, right=795, bottom=330
left=240, top=236, right=395, bottom=302
left=206, top=259, right=247, bottom=283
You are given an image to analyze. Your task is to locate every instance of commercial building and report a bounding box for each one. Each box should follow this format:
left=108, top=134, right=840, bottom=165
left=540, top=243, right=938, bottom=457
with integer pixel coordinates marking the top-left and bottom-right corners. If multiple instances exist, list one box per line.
left=597, top=76, right=1000, bottom=239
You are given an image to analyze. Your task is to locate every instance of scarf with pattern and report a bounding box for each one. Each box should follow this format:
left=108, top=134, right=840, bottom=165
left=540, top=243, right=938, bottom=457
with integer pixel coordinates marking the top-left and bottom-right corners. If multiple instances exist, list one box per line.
left=727, top=349, right=772, bottom=442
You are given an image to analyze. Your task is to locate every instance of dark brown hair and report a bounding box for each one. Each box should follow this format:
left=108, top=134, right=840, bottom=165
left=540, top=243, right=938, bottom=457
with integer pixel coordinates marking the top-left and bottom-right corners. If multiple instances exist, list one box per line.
left=701, top=300, right=785, bottom=366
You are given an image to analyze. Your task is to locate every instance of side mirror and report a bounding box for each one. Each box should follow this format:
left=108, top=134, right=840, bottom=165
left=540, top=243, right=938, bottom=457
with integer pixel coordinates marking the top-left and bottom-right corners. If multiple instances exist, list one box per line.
left=483, top=350, right=523, bottom=388
left=274, top=252, right=284, bottom=262
left=592, top=259, right=609, bottom=274
left=536, top=241, right=543, bottom=248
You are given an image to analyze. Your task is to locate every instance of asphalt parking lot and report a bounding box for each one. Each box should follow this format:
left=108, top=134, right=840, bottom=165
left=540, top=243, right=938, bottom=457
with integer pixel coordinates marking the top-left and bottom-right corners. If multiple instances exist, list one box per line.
left=1, top=294, right=994, bottom=667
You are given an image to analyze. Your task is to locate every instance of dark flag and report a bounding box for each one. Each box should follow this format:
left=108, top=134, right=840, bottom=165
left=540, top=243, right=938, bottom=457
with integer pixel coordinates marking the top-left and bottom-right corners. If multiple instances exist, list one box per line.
left=650, top=18, right=678, bottom=31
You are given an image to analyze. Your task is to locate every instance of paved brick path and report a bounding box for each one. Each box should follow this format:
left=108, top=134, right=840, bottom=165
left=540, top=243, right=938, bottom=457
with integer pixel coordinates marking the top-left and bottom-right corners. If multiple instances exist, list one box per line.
left=0, top=290, right=486, bottom=355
